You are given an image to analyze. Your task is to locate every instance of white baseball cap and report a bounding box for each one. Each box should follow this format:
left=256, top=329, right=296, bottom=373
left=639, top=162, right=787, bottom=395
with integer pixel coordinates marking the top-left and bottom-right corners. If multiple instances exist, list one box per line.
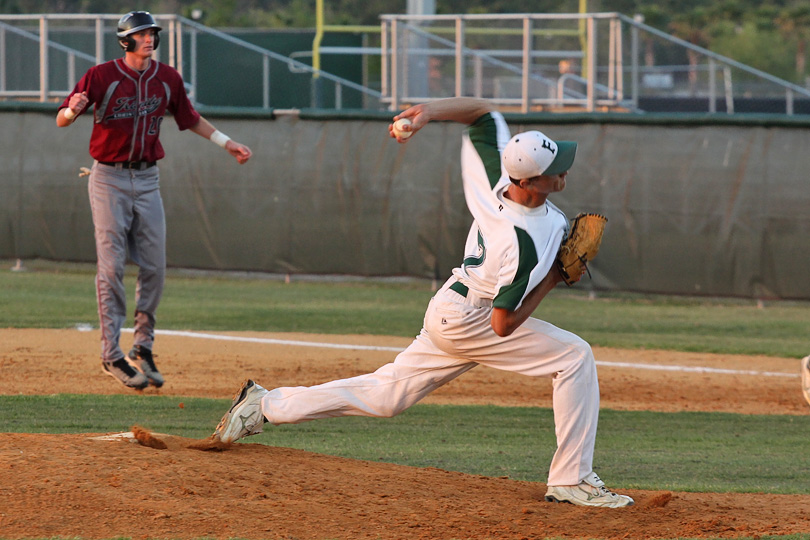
left=502, top=131, right=577, bottom=179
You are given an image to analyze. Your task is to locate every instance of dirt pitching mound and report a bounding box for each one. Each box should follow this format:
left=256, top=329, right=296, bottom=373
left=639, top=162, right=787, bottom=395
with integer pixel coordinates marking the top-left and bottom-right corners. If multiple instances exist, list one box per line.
left=2, top=431, right=810, bottom=540
left=131, top=425, right=168, bottom=449
left=186, top=433, right=232, bottom=452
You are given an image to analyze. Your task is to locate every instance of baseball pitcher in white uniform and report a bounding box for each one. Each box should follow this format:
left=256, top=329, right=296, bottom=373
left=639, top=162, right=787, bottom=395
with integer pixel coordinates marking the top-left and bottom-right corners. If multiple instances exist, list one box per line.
left=212, top=97, right=634, bottom=508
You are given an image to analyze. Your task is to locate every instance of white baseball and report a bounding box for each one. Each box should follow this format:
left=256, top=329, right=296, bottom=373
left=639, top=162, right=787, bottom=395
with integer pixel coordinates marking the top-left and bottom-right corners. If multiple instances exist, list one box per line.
left=393, top=118, right=413, bottom=139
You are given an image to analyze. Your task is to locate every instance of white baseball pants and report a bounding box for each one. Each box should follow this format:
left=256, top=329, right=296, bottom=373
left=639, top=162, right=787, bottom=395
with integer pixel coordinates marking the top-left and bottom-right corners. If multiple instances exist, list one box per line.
left=260, top=277, right=599, bottom=486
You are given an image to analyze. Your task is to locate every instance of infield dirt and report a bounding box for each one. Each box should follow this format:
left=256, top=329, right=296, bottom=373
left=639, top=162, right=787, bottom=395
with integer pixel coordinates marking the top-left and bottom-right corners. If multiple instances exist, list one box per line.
left=1, top=328, right=809, bottom=539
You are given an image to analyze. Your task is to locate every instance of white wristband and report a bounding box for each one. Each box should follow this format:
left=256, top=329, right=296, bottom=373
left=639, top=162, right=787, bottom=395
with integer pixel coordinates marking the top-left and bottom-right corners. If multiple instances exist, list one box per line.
left=63, top=108, right=76, bottom=120
left=210, top=130, right=231, bottom=149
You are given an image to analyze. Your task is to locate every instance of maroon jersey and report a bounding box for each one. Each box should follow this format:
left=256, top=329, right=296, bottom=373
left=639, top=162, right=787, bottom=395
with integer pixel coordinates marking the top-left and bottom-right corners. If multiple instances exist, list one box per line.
left=59, top=58, right=200, bottom=162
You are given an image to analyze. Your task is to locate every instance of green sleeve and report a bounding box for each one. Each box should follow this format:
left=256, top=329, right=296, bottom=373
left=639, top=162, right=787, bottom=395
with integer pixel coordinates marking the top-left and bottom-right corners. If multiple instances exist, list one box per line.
left=466, top=113, right=503, bottom=190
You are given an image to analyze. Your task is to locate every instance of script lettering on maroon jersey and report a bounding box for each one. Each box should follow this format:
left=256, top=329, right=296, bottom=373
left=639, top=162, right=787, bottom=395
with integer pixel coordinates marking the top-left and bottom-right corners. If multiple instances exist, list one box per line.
left=60, top=58, right=200, bottom=163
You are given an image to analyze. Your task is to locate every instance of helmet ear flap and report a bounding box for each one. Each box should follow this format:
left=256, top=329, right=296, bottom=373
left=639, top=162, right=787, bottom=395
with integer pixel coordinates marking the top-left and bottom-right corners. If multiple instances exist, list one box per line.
left=119, top=36, right=135, bottom=52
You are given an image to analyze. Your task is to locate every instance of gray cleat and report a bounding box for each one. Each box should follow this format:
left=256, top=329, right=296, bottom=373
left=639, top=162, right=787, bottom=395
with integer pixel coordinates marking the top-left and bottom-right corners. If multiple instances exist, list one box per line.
left=102, top=358, right=149, bottom=390
left=127, top=345, right=164, bottom=388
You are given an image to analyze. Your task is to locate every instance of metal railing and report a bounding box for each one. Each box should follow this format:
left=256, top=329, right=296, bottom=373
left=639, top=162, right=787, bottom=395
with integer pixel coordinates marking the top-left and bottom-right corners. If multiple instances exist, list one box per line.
left=379, top=12, right=810, bottom=114
left=381, top=13, right=629, bottom=112
left=4, top=12, right=810, bottom=114
left=0, top=13, right=383, bottom=109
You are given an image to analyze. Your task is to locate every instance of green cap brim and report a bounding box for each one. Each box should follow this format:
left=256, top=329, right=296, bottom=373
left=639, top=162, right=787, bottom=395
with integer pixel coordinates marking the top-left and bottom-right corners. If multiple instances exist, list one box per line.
left=543, top=141, right=577, bottom=175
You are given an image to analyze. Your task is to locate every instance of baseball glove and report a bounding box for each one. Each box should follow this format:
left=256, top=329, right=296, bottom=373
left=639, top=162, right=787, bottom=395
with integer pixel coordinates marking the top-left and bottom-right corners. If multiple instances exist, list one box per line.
left=556, top=213, right=608, bottom=286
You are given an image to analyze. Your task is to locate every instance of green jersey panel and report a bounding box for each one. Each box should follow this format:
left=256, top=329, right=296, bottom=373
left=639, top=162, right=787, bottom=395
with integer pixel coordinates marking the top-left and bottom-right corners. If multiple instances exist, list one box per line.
left=493, top=227, right=539, bottom=310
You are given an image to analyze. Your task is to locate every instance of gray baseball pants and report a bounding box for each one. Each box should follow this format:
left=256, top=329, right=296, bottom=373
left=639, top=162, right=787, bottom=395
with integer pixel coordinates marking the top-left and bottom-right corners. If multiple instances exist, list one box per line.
left=88, top=162, right=165, bottom=363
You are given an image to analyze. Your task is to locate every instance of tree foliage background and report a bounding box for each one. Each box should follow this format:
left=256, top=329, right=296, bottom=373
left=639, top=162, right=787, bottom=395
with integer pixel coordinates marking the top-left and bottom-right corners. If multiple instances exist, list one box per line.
left=2, top=0, right=808, bottom=82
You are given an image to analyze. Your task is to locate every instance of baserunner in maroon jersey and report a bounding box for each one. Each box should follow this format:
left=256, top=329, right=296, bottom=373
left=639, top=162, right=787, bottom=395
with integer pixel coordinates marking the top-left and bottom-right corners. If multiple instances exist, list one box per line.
left=57, top=11, right=253, bottom=390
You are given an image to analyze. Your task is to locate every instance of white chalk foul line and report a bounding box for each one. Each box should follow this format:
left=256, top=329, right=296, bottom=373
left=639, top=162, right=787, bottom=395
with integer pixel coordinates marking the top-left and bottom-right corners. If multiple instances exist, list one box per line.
left=593, top=360, right=797, bottom=378
left=152, top=328, right=404, bottom=352
left=123, top=328, right=799, bottom=379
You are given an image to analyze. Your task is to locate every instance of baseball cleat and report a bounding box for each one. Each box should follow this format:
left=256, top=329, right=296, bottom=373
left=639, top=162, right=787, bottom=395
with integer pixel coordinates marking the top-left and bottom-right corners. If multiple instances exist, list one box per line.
left=545, top=472, right=634, bottom=508
left=127, top=345, right=164, bottom=388
left=214, top=379, right=269, bottom=444
left=102, top=358, right=149, bottom=390
left=802, top=355, right=810, bottom=407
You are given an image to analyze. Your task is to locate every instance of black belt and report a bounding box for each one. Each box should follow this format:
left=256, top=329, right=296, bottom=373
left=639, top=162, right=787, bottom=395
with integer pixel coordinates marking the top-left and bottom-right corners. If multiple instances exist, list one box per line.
left=99, top=161, right=157, bottom=170
left=449, top=281, right=469, bottom=297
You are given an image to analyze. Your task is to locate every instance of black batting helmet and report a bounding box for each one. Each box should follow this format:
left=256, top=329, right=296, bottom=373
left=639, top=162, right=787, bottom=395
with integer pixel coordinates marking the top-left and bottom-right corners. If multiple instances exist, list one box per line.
left=117, top=11, right=162, bottom=52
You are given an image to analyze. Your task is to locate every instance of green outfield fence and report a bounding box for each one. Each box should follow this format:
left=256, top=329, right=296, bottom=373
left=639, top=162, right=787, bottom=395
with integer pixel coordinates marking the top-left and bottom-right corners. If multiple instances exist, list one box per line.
left=2, top=103, right=810, bottom=299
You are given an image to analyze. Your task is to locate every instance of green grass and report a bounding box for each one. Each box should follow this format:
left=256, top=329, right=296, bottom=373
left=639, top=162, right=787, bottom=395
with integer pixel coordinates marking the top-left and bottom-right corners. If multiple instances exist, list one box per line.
left=3, top=394, right=809, bottom=495
left=2, top=259, right=810, bottom=357
left=0, top=260, right=431, bottom=334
